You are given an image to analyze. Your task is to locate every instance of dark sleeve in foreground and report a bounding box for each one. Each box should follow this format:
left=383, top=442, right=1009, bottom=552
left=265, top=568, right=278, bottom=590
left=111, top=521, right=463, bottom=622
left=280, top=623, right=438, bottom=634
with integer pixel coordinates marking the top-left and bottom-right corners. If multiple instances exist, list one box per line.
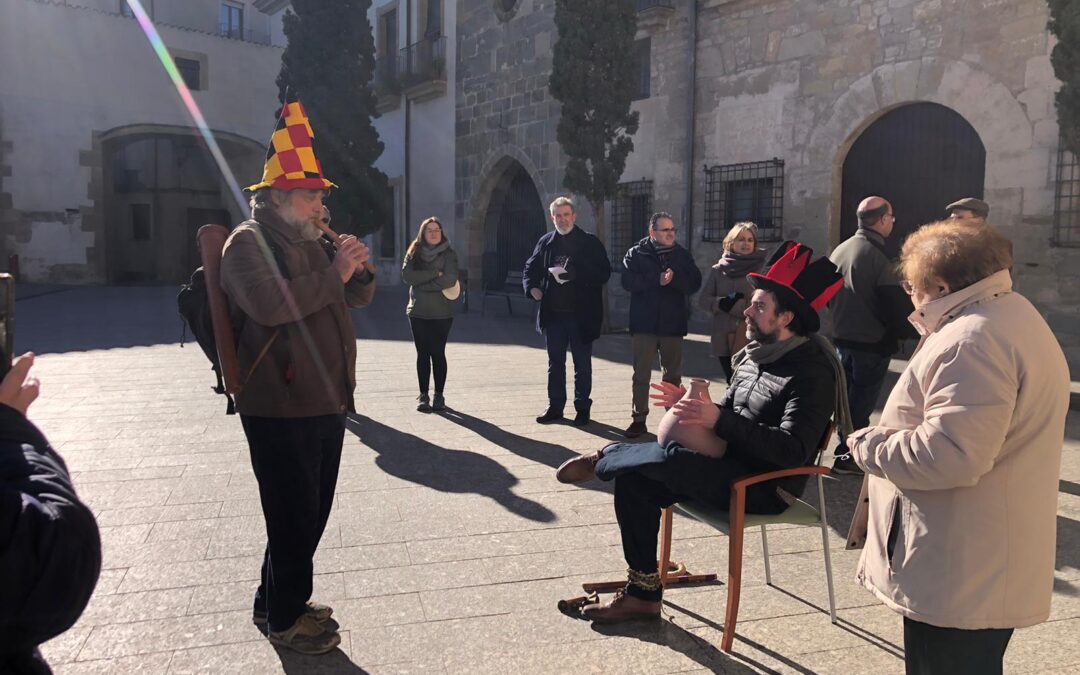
left=0, top=405, right=101, bottom=655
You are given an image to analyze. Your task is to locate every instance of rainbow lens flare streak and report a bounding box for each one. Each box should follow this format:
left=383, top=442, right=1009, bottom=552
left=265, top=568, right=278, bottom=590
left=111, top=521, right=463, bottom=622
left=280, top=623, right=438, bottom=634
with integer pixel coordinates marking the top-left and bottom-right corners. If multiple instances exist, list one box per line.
left=126, top=0, right=341, bottom=400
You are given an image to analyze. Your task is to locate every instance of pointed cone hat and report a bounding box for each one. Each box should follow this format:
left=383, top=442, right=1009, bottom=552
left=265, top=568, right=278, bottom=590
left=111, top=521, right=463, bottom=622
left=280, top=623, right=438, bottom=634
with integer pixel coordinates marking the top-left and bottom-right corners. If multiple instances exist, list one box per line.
left=246, top=97, right=337, bottom=192
left=747, top=241, right=843, bottom=333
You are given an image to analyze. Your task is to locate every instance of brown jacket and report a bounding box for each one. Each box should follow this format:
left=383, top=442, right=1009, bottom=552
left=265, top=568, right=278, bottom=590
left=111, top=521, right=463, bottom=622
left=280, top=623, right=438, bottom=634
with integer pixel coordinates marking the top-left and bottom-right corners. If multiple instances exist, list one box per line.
left=849, top=270, right=1070, bottom=629
left=220, top=205, right=375, bottom=418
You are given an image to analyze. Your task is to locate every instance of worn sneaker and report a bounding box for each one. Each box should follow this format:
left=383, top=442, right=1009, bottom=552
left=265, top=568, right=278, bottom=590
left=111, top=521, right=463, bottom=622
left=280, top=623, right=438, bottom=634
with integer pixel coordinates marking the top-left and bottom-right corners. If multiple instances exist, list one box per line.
left=432, top=392, right=446, bottom=411
left=832, top=453, right=864, bottom=475
left=267, top=613, right=341, bottom=655
left=253, top=601, right=334, bottom=629
left=416, top=394, right=432, bottom=413
left=536, top=408, right=564, bottom=424
left=623, top=420, right=647, bottom=438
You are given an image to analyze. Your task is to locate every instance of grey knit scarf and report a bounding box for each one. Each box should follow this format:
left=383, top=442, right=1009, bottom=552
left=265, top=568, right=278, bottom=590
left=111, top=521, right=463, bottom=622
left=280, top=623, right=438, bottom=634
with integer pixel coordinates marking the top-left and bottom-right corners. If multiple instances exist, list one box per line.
left=418, top=240, right=450, bottom=264
left=733, top=333, right=854, bottom=439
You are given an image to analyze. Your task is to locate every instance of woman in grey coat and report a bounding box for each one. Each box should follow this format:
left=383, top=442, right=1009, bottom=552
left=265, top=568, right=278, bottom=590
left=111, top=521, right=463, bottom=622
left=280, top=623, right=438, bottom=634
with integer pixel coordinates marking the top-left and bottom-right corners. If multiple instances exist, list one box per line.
left=401, top=217, right=459, bottom=412
left=697, top=222, right=766, bottom=382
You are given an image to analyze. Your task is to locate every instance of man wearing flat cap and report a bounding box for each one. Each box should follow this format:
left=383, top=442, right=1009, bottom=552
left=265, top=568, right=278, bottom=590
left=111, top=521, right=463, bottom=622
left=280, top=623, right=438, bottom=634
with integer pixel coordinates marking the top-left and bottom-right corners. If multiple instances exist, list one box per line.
left=946, top=197, right=990, bottom=222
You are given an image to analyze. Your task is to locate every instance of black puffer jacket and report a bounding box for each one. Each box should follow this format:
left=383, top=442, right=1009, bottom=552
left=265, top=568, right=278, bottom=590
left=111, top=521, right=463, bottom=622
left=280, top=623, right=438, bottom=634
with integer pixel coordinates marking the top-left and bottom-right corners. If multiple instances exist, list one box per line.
left=713, top=340, right=836, bottom=499
left=0, top=405, right=101, bottom=675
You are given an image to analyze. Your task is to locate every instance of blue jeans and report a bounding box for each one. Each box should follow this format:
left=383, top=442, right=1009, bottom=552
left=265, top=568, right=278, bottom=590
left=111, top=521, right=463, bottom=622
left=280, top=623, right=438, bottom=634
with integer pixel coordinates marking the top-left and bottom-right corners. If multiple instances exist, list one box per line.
left=836, top=346, right=891, bottom=456
left=544, top=314, right=592, bottom=413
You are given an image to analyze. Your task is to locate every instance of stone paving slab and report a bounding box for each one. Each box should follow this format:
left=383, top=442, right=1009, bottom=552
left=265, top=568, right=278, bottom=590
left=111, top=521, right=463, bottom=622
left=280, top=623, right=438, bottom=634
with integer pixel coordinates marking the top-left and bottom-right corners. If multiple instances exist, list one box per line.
left=10, top=284, right=1078, bottom=674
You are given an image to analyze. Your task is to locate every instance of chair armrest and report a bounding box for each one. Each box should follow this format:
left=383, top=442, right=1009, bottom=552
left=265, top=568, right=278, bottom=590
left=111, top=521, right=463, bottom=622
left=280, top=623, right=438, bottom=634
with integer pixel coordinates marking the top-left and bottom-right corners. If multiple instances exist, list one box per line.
left=732, top=466, right=830, bottom=492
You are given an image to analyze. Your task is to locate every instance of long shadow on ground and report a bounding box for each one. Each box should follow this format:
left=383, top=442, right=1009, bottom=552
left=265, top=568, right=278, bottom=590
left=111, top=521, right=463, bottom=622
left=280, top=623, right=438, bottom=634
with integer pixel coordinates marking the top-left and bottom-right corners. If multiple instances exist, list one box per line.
left=346, top=414, right=557, bottom=523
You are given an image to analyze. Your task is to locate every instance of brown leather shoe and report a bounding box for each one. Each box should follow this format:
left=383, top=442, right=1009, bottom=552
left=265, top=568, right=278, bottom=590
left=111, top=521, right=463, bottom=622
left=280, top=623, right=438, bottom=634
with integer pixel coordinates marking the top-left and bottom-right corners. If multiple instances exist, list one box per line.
left=580, top=590, right=661, bottom=623
left=555, top=447, right=607, bottom=484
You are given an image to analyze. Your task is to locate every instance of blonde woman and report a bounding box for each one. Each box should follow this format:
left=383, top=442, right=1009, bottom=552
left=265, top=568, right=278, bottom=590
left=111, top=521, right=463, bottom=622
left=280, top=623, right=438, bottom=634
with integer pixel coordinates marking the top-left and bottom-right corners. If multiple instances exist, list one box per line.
left=401, top=217, right=459, bottom=412
left=698, top=222, right=766, bottom=381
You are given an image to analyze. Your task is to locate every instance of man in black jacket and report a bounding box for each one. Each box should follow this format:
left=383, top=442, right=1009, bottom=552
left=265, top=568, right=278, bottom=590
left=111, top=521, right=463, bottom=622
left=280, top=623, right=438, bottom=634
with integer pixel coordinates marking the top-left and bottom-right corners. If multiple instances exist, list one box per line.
left=0, top=353, right=101, bottom=674
left=555, top=243, right=844, bottom=622
left=621, top=212, right=702, bottom=438
left=523, top=196, right=611, bottom=427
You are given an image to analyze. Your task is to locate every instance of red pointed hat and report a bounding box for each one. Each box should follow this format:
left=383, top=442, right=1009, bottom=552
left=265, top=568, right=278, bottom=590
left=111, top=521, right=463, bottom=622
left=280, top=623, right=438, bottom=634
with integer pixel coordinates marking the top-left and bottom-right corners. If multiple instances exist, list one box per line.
left=747, top=241, right=843, bottom=333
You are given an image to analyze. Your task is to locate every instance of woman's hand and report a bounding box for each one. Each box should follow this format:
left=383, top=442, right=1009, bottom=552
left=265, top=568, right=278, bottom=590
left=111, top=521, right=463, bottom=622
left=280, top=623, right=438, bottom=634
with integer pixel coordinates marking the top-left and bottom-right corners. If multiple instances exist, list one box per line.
left=649, top=381, right=686, bottom=408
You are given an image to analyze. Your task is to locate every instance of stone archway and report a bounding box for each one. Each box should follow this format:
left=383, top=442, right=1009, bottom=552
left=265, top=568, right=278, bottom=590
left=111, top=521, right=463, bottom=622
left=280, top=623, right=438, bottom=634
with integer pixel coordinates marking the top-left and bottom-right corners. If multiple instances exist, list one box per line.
left=840, top=102, right=986, bottom=258
left=461, top=146, right=549, bottom=288
left=807, top=59, right=1034, bottom=247
left=96, top=124, right=264, bottom=283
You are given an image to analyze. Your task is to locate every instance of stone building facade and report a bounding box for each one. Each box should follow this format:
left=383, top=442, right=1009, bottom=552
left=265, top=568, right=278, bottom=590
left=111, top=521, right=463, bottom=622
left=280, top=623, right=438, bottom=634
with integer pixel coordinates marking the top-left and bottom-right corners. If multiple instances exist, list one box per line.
left=0, top=0, right=288, bottom=284
left=453, top=0, right=1080, bottom=370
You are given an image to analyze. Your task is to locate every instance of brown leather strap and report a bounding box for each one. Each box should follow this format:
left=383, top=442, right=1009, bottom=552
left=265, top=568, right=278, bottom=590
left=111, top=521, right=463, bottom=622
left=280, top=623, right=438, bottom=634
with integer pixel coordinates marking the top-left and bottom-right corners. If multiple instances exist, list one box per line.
left=237, top=329, right=279, bottom=393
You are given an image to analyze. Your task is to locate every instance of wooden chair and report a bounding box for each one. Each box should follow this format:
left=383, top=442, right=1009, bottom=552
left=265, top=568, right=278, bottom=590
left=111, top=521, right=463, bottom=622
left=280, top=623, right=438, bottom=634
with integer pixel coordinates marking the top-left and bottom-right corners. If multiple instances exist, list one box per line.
left=582, top=423, right=838, bottom=653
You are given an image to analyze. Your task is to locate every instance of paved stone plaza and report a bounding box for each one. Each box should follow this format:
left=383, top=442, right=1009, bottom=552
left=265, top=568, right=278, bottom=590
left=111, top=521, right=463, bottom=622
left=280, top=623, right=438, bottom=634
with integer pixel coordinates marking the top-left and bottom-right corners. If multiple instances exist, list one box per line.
left=16, top=284, right=1080, bottom=674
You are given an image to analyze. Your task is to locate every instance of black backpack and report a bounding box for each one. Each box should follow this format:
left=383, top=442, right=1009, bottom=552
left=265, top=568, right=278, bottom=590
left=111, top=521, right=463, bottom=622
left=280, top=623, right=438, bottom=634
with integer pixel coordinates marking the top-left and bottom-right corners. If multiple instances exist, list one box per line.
left=178, top=225, right=290, bottom=414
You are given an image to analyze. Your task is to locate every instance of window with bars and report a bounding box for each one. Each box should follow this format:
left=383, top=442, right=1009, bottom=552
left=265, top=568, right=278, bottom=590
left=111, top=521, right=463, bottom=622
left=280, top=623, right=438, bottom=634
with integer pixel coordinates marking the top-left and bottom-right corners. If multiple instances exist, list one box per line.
left=632, top=38, right=651, bottom=101
left=1053, top=140, right=1080, bottom=248
left=220, top=2, right=243, bottom=39
left=174, top=57, right=201, bottom=91
left=703, top=159, right=784, bottom=242
left=610, top=180, right=653, bottom=265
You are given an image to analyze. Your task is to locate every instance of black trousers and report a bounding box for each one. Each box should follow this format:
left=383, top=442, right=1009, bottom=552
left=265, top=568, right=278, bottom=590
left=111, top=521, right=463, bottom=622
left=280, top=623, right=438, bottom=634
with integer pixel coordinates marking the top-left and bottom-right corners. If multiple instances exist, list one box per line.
left=903, top=617, right=1014, bottom=675
left=409, top=317, right=453, bottom=395
left=595, top=442, right=787, bottom=601
left=241, top=413, right=345, bottom=632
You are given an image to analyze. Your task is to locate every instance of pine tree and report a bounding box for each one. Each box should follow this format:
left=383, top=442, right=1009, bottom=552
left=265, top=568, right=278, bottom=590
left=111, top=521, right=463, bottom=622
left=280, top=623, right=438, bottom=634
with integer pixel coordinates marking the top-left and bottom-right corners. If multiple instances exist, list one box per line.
left=276, top=0, right=390, bottom=236
left=1049, top=0, right=1080, bottom=156
left=548, top=0, right=640, bottom=237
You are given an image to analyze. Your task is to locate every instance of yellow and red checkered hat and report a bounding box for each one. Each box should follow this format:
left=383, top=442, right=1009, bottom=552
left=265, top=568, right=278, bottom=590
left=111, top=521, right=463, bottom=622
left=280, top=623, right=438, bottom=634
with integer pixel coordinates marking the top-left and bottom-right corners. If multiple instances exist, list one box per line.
left=246, top=99, right=337, bottom=192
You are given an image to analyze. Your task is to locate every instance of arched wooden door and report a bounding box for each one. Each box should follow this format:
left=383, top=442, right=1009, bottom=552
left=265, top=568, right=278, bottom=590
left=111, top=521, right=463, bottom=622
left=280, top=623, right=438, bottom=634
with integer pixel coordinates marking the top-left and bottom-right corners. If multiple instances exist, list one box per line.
left=840, top=102, right=986, bottom=258
left=482, top=161, right=546, bottom=287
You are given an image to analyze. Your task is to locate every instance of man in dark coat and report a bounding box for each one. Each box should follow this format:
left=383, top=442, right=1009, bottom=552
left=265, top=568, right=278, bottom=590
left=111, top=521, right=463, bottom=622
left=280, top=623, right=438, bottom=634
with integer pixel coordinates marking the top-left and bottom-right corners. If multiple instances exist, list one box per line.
left=555, top=243, right=845, bottom=623
left=523, top=196, right=611, bottom=427
left=620, top=212, right=703, bottom=438
left=0, top=353, right=101, bottom=675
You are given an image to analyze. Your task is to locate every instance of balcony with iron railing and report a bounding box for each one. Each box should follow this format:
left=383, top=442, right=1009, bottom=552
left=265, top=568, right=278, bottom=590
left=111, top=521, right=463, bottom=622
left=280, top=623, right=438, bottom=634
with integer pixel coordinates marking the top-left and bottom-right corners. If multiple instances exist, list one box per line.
left=374, top=56, right=402, bottom=113
left=218, top=23, right=272, bottom=45
left=398, top=35, right=447, bottom=102
left=635, top=0, right=675, bottom=31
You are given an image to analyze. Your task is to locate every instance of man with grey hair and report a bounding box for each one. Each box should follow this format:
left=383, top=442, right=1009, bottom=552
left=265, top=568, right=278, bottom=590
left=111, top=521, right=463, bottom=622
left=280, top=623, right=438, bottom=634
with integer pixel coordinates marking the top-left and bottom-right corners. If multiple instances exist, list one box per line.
left=524, top=196, right=611, bottom=426
left=220, top=99, right=375, bottom=655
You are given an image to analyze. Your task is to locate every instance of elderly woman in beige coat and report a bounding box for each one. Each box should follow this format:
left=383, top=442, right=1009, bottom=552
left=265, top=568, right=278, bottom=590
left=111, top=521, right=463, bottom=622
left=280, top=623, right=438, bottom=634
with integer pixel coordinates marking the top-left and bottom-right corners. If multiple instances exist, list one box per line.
left=847, top=221, right=1070, bottom=675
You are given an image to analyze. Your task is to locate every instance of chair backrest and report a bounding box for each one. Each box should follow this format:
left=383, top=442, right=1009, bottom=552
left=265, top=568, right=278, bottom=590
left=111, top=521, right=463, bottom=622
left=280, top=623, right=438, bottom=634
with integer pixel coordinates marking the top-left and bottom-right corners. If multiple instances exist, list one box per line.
left=812, top=422, right=835, bottom=468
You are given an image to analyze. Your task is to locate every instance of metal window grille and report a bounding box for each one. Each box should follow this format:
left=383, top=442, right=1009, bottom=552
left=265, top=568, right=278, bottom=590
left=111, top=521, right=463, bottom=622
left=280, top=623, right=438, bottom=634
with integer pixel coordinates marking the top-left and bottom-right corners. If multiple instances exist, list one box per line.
left=1053, top=140, right=1080, bottom=248
left=610, top=180, right=653, bottom=265
left=633, top=38, right=651, bottom=101
left=703, top=159, right=784, bottom=242
left=174, top=57, right=200, bottom=91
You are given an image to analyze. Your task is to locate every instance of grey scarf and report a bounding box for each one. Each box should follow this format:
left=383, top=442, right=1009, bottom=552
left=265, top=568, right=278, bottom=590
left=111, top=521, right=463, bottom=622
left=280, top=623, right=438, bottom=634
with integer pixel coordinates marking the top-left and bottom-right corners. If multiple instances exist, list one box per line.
left=733, top=333, right=854, bottom=439
left=418, top=240, right=450, bottom=264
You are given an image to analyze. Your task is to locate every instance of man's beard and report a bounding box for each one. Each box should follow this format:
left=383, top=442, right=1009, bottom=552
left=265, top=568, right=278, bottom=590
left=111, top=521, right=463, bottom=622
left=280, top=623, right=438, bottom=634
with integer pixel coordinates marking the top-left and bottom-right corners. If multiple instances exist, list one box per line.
left=282, top=211, right=325, bottom=241
left=554, top=223, right=573, bottom=235
left=746, top=318, right=779, bottom=344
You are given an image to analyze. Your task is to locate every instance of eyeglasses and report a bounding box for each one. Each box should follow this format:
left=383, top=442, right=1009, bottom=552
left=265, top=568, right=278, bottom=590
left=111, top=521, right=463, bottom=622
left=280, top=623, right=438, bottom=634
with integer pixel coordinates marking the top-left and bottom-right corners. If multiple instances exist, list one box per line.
left=900, top=280, right=914, bottom=295
left=320, top=218, right=331, bottom=225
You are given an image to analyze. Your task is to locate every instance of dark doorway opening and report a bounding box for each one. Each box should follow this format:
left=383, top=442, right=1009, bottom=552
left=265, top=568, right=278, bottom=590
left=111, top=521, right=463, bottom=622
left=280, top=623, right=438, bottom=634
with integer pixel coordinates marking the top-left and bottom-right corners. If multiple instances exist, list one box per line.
left=482, top=161, right=546, bottom=288
left=840, top=102, right=986, bottom=258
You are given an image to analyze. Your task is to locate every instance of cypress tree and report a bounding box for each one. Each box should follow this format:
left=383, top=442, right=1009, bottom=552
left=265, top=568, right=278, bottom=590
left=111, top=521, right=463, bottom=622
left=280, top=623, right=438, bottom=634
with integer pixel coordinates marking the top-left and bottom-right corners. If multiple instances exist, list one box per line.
left=1049, top=0, right=1080, bottom=155
left=276, top=0, right=390, bottom=236
left=548, top=0, right=640, bottom=237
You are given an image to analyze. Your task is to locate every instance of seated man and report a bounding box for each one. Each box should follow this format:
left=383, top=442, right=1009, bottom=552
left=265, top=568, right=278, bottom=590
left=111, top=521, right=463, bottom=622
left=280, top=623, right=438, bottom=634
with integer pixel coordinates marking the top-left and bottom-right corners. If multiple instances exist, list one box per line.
left=555, top=242, right=849, bottom=622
